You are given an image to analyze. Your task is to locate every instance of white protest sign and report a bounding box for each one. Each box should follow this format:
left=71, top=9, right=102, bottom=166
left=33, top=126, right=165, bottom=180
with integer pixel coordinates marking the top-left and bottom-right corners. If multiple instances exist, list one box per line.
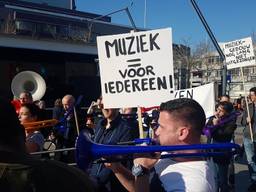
left=97, top=28, right=174, bottom=108
left=174, top=83, right=215, bottom=118
left=222, top=37, right=255, bottom=69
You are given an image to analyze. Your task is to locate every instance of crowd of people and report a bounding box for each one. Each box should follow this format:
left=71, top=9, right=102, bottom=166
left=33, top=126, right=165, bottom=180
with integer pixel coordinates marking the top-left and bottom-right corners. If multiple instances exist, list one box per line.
left=1, top=87, right=256, bottom=191
left=0, top=96, right=94, bottom=192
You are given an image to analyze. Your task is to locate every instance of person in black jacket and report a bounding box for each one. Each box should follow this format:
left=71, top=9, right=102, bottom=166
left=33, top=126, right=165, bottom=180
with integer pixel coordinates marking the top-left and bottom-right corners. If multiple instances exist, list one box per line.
left=53, top=95, right=82, bottom=163
left=88, top=97, right=135, bottom=192
left=207, top=101, right=237, bottom=192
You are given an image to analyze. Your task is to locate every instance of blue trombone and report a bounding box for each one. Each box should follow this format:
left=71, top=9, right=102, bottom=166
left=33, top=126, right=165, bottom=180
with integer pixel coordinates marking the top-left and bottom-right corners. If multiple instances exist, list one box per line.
left=117, top=138, right=153, bottom=145
left=75, top=130, right=241, bottom=170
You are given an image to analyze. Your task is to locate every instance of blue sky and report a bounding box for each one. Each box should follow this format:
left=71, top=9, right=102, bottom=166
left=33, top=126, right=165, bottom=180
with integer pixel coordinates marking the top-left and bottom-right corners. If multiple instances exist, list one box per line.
left=76, top=0, right=256, bottom=47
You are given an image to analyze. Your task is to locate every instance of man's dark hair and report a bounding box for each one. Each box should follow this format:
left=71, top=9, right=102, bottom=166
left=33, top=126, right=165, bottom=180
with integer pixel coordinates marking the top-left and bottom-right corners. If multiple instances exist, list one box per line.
left=249, top=87, right=256, bottom=95
left=160, top=98, right=206, bottom=134
left=217, top=101, right=234, bottom=114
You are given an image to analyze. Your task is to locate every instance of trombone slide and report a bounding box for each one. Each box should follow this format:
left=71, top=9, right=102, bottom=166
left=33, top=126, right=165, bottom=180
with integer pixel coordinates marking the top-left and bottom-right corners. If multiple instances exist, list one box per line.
left=22, top=119, right=59, bottom=132
left=75, top=130, right=241, bottom=170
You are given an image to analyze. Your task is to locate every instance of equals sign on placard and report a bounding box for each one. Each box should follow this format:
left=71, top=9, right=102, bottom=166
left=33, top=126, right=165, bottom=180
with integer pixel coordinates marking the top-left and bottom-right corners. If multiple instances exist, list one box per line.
left=127, top=58, right=141, bottom=68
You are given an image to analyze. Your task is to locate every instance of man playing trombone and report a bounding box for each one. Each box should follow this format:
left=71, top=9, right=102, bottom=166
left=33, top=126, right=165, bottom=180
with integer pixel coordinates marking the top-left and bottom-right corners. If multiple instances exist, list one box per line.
left=105, top=98, right=216, bottom=192
left=206, top=101, right=236, bottom=192
left=54, top=94, right=81, bottom=163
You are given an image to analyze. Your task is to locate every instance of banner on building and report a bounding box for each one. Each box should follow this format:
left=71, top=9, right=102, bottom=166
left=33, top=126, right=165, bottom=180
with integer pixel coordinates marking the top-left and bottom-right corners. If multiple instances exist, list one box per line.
left=97, top=28, right=174, bottom=108
left=221, top=37, right=255, bottom=69
left=174, top=83, right=215, bottom=118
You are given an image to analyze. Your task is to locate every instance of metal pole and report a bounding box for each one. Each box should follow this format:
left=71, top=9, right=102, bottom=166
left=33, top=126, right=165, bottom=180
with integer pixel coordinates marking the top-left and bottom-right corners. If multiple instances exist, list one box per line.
left=88, top=7, right=137, bottom=42
left=125, top=7, right=137, bottom=31
left=190, top=0, right=227, bottom=95
left=30, top=147, right=76, bottom=155
left=144, top=0, right=147, bottom=28
left=222, top=65, right=227, bottom=95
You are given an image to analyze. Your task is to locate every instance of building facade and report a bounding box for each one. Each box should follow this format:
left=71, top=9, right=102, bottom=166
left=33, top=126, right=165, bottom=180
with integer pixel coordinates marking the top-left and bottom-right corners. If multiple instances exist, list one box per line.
left=0, top=0, right=190, bottom=106
left=190, top=50, right=256, bottom=98
left=0, top=0, right=137, bottom=106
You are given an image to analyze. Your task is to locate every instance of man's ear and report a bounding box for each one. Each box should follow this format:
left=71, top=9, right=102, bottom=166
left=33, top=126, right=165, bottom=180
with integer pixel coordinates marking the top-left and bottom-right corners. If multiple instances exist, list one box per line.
left=178, top=127, right=189, bottom=141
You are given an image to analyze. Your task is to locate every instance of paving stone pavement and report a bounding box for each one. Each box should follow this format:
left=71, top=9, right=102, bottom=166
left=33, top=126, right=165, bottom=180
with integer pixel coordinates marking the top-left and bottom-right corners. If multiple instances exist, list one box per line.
left=234, top=125, right=250, bottom=192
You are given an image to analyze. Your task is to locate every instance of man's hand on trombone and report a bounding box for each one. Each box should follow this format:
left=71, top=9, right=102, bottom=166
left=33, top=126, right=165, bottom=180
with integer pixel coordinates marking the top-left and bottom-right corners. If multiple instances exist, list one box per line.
left=133, top=152, right=161, bottom=170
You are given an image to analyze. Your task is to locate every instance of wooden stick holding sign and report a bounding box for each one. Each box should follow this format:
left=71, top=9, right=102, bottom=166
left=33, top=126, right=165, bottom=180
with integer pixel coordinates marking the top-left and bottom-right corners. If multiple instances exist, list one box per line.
left=137, top=107, right=144, bottom=139
left=240, top=67, right=254, bottom=142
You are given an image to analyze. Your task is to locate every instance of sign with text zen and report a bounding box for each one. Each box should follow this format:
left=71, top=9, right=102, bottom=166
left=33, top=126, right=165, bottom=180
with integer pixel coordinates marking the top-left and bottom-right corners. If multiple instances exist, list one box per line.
left=174, top=83, right=215, bottom=118
left=97, top=28, right=174, bottom=108
left=222, top=37, right=255, bottom=70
